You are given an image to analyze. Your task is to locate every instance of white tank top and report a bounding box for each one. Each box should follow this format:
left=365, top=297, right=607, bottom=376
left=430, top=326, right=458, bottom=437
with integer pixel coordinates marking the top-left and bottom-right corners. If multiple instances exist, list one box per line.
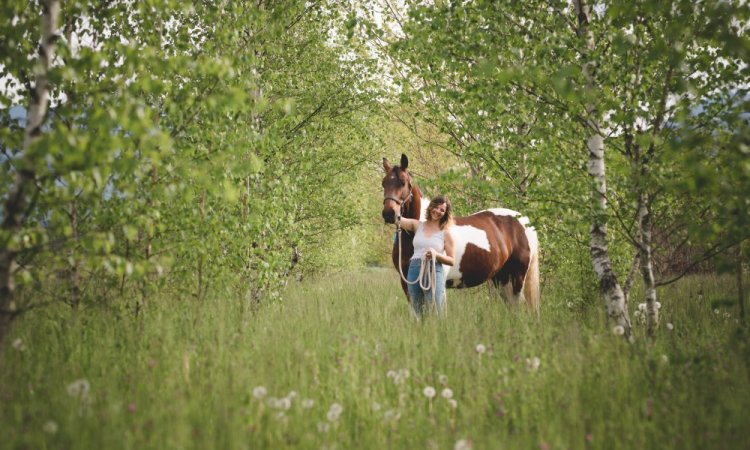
left=411, top=222, right=445, bottom=260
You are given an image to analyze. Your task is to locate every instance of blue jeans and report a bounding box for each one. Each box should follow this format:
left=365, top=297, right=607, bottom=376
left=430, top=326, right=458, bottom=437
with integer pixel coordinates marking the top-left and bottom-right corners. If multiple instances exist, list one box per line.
left=407, top=258, right=446, bottom=318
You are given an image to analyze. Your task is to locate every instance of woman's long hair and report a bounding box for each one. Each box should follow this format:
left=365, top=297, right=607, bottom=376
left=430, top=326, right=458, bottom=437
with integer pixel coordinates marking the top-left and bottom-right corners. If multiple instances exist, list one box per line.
left=426, top=195, right=454, bottom=230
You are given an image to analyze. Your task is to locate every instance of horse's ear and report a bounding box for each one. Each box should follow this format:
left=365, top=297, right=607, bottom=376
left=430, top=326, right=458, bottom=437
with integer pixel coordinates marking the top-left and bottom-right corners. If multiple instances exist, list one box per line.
left=383, top=157, right=392, bottom=173
left=400, top=154, right=409, bottom=170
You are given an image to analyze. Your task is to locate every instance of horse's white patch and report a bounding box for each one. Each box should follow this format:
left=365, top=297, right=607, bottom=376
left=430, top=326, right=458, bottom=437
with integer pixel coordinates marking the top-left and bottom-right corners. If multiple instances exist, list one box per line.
left=484, top=208, right=533, bottom=228
left=445, top=224, right=490, bottom=282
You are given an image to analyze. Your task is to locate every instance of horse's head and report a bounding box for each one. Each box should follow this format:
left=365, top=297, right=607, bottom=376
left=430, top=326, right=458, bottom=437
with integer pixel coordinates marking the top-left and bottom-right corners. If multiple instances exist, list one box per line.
left=382, top=153, right=414, bottom=224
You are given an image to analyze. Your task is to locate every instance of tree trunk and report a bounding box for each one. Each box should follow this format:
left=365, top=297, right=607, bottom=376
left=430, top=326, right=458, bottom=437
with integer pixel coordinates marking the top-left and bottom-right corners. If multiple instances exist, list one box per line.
left=68, top=200, right=81, bottom=309
left=738, top=244, right=746, bottom=326
left=637, top=193, right=659, bottom=337
left=575, top=0, right=633, bottom=341
left=587, top=134, right=633, bottom=340
left=0, top=0, right=60, bottom=345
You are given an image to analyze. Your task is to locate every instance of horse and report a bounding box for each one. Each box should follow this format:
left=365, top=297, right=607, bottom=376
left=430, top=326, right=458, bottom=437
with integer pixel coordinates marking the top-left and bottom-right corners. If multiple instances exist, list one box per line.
left=381, top=154, right=540, bottom=312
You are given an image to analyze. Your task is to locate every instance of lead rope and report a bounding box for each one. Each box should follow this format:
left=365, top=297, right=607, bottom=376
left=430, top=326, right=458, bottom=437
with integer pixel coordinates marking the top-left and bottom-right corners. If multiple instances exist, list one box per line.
left=395, top=222, right=446, bottom=317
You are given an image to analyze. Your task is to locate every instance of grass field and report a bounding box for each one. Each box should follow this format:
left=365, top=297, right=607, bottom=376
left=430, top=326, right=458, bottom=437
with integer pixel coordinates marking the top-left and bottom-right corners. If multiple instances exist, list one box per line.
left=1, top=269, right=749, bottom=449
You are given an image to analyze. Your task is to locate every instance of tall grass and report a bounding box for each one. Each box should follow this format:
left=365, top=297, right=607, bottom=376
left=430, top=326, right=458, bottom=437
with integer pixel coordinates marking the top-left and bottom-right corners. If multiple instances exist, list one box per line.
left=1, top=269, right=748, bottom=449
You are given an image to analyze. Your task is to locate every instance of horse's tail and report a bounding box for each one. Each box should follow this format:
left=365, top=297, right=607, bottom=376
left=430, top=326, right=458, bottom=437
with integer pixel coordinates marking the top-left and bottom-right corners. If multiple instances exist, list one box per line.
left=523, top=226, right=541, bottom=315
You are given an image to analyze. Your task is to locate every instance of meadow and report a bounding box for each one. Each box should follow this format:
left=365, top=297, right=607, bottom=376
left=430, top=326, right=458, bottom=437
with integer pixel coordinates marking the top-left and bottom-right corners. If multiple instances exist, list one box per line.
left=1, top=269, right=749, bottom=450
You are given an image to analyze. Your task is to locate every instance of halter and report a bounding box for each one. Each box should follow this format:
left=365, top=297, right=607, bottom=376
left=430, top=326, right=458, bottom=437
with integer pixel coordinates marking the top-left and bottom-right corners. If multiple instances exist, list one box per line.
left=383, top=190, right=414, bottom=213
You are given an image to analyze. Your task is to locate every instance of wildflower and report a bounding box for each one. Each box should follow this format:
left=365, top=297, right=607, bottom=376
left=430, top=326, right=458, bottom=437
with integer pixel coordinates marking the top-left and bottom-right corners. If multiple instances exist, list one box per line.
left=438, top=374, right=449, bottom=386
left=454, top=438, right=473, bottom=450
left=423, top=386, right=436, bottom=399
left=441, top=388, right=454, bottom=399
left=666, top=323, right=674, bottom=331
left=12, top=338, right=26, bottom=352
left=475, top=344, right=486, bottom=355
left=252, top=386, right=267, bottom=400
left=448, top=399, right=458, bottom=409
left=327, top=403, right=343, bottom=422
left=612, top=325, right=625, bottom=336
left=301, top=398, right=315, bottom=409
left=42, top=421, right=58, bottom=434
left=526, top=356, right=541, bottom=372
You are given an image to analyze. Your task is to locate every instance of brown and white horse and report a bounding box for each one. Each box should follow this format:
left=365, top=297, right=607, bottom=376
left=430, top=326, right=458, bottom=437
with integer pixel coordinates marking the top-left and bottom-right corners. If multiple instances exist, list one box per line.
left=382, top=154, right=540, bottom=312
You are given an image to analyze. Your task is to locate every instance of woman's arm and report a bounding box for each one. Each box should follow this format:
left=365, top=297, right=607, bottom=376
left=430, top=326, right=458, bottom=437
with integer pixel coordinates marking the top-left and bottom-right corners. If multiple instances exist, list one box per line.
left=397, top=217, right=420, bottom=232
left=427, top=229, right=455, bottom=266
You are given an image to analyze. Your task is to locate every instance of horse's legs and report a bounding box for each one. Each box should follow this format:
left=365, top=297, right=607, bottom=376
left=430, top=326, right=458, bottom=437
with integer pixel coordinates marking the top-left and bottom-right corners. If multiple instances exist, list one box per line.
left=492, top=267, right=526, bottom=305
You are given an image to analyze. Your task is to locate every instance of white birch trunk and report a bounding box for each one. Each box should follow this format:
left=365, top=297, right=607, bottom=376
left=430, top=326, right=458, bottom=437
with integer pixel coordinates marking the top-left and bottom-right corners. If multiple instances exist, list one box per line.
left=0, top=0, right=60, bottom=345
left=637, top=193, right=659, bottom=336
left=575, top=0, right=633, bottom=341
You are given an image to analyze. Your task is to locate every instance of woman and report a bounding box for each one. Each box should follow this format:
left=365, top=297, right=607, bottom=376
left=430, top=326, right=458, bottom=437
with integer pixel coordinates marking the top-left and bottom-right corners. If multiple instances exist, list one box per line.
left=397, top=195, right=455, bottom=318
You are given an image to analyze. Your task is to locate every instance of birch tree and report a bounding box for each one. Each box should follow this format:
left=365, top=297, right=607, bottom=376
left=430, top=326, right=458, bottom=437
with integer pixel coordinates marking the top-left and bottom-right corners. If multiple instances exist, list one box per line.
left=0, top=0, right=60, bottom=345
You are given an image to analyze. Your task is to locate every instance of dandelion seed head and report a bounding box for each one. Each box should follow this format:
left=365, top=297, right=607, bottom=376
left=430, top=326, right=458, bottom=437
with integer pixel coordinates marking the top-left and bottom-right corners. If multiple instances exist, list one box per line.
left=526, top=356, right=541, bottom=372
left=454, top=438, right=473, bottom=450
left=612, top=325, right=625, bottom=336
left=301, top=398, right=315, bottom=409
left=327, top=403, right=343, bottom=422
left=317, top=422, right=330, bottom=433
left=384, top=409, right=401, bottom=422
left=666, top=322, right=674, bottom=331
left=371, top=401, right=381, bottom=412
left=66, top=379, right=90, bottom=399
left=12, top=338, right=26, bottom=351
left=448, top=399, right=458, bottom=409
left=423, top=386, right=436, bottom=399
left=660, top=354, right=669, bottom=364
left=252, top=386, right=267, bottom=400
left=638, top=303, right=647, bottom=312
left=441, top=388, right=454, bottom=399
left=475, top=344, right=486, bottom=354
left=42, top=420, right=58, bottom=434
left=438, top=374, right=449, bottom=385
